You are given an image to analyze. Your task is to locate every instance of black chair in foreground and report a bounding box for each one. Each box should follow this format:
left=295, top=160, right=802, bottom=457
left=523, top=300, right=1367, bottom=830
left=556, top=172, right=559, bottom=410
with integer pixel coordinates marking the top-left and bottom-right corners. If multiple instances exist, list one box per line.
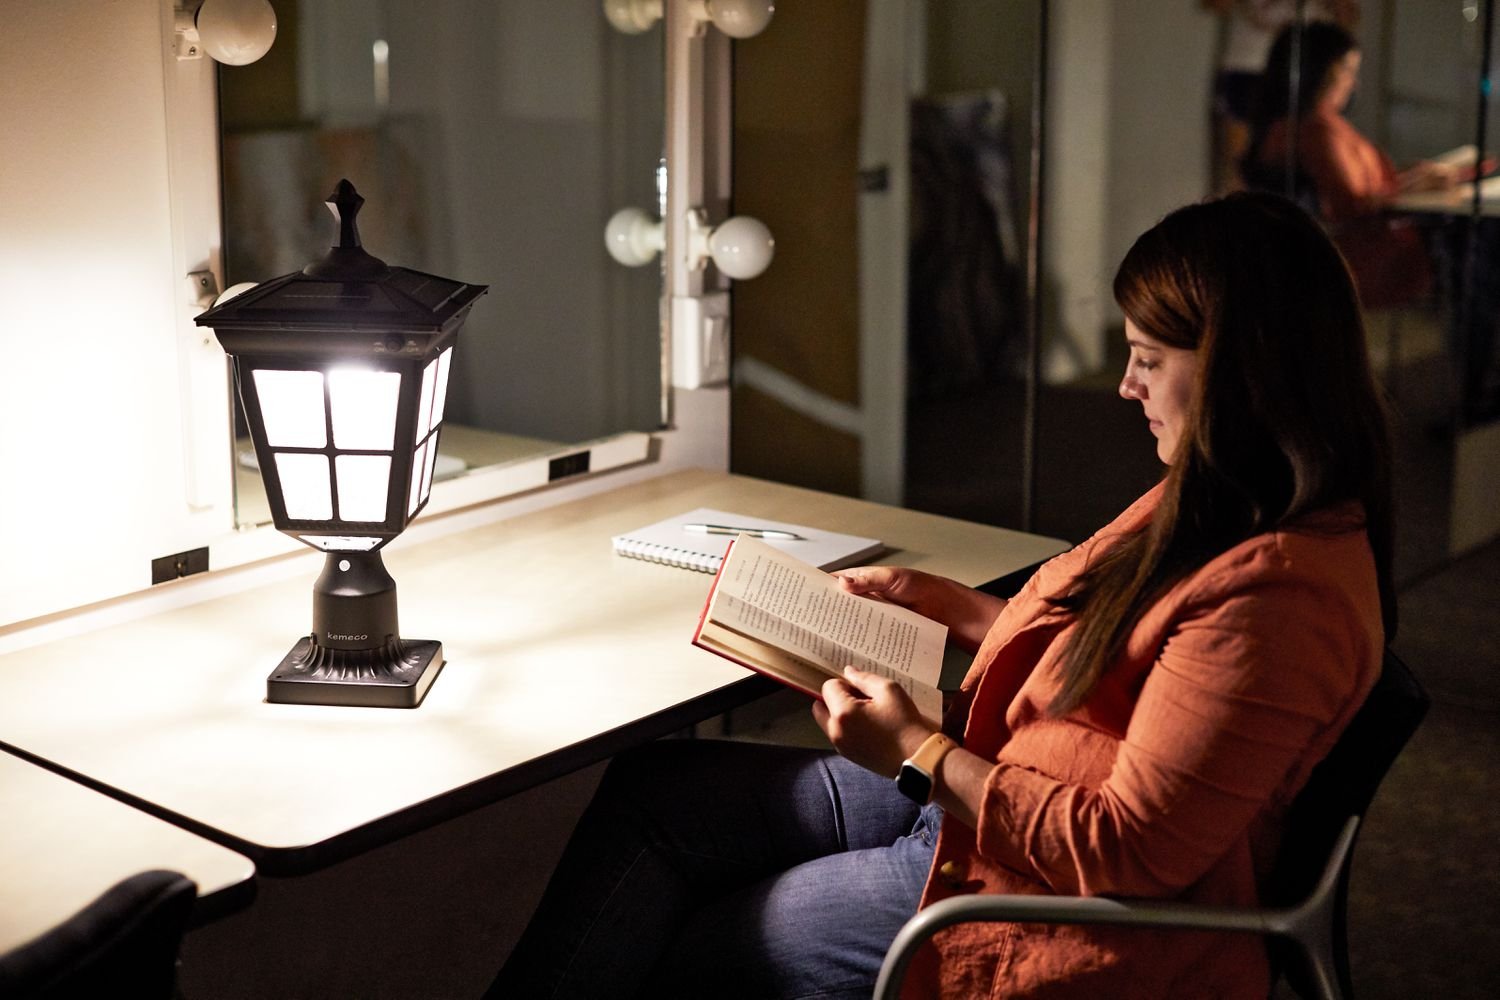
left=0, top=869, right=198, bottom=1000
left=875, top=649, right=1429, bottom=1000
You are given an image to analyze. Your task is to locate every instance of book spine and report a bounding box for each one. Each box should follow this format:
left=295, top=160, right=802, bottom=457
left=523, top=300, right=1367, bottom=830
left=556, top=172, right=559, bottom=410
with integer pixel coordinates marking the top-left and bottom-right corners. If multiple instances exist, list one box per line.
left=691, top=635, right=825, bottom=702
left=692, top=538, right=733, bottom=639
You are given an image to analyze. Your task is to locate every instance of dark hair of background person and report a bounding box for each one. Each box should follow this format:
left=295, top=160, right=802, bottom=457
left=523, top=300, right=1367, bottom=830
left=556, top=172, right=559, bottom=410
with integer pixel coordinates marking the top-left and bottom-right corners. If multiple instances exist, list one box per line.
left=1246, top=20, right=1360, bottom=162
left=1046, top=192, right=1396, bottom=716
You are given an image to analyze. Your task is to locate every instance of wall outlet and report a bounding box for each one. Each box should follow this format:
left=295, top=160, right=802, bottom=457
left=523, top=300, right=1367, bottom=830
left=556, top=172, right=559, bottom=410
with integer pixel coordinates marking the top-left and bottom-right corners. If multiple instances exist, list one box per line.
left=151, top=547, right=210, bottom=585
left=671, top=292, right=730, bottom=389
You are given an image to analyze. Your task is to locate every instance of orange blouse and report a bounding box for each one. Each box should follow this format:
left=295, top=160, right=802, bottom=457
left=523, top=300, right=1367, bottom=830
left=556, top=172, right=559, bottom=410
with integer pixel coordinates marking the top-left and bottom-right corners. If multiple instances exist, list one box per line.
left=909, top=484, right=1384, bottom=998
left=1258, top=110, right=1432, bottom=307
left=1265, top=109, right=1398, bottom=223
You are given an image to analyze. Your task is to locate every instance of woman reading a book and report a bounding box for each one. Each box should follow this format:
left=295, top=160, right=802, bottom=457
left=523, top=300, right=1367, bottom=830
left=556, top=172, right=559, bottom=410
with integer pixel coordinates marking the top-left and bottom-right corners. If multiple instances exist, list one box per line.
left=1243, top=20, right=1457, bottom=308
left=489, top=192, right=1394, bottom=999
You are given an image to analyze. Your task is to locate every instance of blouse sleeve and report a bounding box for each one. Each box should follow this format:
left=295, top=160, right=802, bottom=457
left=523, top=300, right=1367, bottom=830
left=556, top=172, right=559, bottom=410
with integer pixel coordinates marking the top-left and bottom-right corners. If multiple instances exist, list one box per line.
left=971, top=548, right=1378, bottom=898
left=1298, top=115, right=1395, bottom=223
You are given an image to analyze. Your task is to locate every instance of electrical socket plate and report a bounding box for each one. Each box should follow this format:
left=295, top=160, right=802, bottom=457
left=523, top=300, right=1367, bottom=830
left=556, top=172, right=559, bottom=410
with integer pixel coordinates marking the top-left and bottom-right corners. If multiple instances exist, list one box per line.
left=671, top=292, right=730, bottom=389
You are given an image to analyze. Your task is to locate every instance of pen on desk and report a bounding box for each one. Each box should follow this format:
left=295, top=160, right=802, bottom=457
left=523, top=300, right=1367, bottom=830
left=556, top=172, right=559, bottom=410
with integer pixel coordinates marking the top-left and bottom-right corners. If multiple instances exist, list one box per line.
left=684, top=523, right=806, bottom=541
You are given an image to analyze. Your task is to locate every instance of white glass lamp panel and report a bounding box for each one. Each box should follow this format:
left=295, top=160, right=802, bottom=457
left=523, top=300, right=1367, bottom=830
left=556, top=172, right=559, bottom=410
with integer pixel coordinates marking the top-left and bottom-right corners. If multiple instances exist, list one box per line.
left=407, top=438, right=428, bottom=515
left=299, top=535, right=382, bottom=551
left=274, top=452, right=333, bottom=520
left=328, top=369, right=401, bottom=450
left=252, top=370, right=327, bottom=448
left=417, top=358, right=437, bottom=438
left=431, top=347, right=454, bottom=429
left=335, top=454, right=392, bottom=522
left=421, top=430, right=439, bottom=503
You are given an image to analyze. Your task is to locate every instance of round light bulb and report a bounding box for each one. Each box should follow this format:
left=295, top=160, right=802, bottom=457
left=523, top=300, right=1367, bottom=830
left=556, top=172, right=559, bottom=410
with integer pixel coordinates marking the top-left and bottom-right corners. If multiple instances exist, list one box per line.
left=708, top=215, right=774, bottom=279
left=604, top=208, right=664, bottom=267
left=704, top=0, right=775, bottom=38
left=196, top=0, right=278, bottom=66
left=214, top=281, right=259, bottom=306
left=603, top=0, right=663, bottom=34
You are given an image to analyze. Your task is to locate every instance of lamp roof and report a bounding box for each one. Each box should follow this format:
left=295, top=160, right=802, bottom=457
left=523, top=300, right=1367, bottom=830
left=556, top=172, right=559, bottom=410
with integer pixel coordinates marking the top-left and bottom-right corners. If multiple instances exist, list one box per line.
left=194, top=180, right=487, bottom=337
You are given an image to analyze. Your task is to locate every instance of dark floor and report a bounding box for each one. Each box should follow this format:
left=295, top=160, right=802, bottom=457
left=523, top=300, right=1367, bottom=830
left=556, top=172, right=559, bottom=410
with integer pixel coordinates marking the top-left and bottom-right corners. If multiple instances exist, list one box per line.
left=1352, top=331, right=1500, bottom=997
left=1353, top=538, right=1500, bottom=999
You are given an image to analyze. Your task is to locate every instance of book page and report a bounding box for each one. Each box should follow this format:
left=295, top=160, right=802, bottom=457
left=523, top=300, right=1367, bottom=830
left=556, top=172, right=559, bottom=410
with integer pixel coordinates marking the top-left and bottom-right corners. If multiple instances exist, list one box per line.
left=1430, top=144, right=1478, bottom=169
left=709, top=536, right=947, bottom=691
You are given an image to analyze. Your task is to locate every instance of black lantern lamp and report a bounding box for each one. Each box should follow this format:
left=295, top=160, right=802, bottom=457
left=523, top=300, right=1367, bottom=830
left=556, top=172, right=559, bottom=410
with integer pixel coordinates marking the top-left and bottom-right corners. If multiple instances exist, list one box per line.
left=196, top=179, right=487, bottom=708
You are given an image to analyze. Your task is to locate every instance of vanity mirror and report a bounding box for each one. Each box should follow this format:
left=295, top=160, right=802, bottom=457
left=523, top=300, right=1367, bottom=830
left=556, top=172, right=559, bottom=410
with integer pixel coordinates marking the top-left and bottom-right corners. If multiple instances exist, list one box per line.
left=218, top=0, right=666, bottom=527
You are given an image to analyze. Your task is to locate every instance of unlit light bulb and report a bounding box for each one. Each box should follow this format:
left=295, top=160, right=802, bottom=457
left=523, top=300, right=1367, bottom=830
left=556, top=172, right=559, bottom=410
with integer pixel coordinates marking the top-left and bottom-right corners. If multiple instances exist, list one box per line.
left=605, top=208, right=665, bottom=266
left=197, top=0, right=278, bottom=66
left=700, top=0, right=775, bottom=39
left=706, top=215, right=775, bottom=279
left=606, top=207, right=775, bottom=280
left=214, top=282, right=259, bottom=306
left=603, top=0, right=773, bottom=38
left=603, top=0, right=662, bottom=34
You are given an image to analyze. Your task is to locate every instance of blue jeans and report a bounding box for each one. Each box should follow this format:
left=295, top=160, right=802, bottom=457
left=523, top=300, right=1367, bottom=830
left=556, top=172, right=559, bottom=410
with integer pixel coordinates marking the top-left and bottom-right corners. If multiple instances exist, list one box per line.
left=488, top=739, right=940, bottom=999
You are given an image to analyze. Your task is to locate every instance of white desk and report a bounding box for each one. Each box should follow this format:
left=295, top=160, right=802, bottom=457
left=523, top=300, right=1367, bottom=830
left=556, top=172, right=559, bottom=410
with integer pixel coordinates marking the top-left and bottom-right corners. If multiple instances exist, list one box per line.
left=0, top=752, right=254, bottom=955
left=1392, top=175, right=1500, bottom=218
left=0, top=470, right=1066, bottom=875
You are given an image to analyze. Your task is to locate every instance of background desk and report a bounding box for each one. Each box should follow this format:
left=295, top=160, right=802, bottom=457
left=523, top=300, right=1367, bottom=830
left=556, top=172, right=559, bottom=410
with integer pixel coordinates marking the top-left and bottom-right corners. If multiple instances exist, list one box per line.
left=0, top=752, right=254, bottom=955
left=1392, top=175, right=1500, bottom=217
left=0, top=470, right=1066, bottom=875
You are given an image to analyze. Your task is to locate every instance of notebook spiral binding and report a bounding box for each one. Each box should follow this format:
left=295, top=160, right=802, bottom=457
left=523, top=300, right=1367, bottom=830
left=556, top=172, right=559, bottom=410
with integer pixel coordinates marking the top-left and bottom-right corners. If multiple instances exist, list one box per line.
left=610, top=507, right=881, bottom=574
left=613, top=538, right=720, bottom=573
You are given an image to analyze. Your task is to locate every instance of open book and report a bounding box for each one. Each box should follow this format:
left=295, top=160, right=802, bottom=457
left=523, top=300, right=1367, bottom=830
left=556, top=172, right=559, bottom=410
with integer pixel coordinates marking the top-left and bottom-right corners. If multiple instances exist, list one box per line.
left=691, top=535, right=947, bottom=726
left=1429, top=143, right=1498, bottom=182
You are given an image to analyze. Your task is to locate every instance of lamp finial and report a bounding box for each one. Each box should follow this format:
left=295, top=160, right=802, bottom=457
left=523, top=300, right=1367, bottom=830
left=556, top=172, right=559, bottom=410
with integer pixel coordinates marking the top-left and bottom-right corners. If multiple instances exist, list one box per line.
left=302, top=178, right=388, bottom=280
left=328, top=179, right=364, bottom=249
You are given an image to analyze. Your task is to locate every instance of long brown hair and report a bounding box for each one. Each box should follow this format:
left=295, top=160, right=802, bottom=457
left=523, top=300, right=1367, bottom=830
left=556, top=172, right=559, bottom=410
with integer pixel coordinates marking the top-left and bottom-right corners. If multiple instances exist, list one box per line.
left=1257, top=21, right=1357, bottom=121
left=1246, top=21, right=1359, bottom=172
left=1047, top=192, right=1396, bottom=716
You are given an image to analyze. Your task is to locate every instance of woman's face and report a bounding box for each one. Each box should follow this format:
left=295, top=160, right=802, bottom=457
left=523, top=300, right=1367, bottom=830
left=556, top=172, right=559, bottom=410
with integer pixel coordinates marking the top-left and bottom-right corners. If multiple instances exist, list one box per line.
left=1319, top=49, right=1361, bottom=114
left=1119, top=320, right=1199, bottom=465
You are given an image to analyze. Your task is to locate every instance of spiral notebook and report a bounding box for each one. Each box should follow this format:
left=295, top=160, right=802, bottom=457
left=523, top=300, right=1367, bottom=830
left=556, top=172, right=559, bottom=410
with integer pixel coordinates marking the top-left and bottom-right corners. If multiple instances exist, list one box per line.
left=611, top=507, right=885, bottom=574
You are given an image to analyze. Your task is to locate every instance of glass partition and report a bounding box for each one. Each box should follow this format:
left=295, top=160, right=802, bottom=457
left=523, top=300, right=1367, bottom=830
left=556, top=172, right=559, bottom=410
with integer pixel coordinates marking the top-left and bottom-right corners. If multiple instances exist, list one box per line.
left=1254, top=3, right=1500, bottom=570
left=730, top=0, right=1500, bottom=577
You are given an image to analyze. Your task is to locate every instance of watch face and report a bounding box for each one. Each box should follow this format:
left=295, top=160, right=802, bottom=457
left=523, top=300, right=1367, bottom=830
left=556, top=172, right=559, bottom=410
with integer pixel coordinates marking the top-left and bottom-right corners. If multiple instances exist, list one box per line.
left=896, top=762, right=933, bottom=804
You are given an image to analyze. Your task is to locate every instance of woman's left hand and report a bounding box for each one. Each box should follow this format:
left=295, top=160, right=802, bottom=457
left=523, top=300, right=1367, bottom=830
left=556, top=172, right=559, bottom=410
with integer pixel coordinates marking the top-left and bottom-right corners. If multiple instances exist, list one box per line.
left=813, top=667, right=935, bottom=778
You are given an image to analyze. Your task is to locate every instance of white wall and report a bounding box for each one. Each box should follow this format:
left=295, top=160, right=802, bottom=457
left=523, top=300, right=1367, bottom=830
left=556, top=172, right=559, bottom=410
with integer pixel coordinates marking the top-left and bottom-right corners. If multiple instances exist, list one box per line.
left=0, top=0, right=229, bottom=626
left=1043, top=0, right=1114, bottom=382
left=1044, top=0, right=1218, bottom=380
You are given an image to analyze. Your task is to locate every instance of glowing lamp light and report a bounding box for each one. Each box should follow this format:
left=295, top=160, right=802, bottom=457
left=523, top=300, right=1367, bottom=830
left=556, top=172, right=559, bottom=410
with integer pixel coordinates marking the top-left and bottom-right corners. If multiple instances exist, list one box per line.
left=196, top=180, right=487, bottom=708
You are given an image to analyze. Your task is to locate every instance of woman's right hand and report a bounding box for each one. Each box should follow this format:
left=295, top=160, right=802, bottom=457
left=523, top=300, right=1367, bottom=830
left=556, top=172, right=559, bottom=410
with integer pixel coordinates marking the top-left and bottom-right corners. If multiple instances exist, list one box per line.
left=833, top=566, right=1007, bottom=652
left=1397, top=160, right=1460, bottom=194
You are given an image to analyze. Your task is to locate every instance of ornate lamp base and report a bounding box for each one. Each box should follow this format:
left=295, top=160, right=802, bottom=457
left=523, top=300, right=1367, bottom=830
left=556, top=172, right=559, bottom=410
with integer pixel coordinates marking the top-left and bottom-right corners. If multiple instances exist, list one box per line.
left=267, top=636, right=445, bottom=708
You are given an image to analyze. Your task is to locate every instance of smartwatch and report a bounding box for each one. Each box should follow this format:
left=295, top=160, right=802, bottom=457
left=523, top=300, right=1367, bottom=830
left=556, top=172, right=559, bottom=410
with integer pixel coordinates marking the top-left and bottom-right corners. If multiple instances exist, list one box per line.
left=896, top=732, right=957, bottom=805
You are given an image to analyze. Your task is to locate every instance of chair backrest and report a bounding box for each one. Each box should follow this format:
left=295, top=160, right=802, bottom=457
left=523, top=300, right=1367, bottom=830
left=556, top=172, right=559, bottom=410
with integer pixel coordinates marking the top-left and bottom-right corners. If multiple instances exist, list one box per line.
left=0, top=869, right=198, bottom=1000
left=1267, top=648, right=1429, bottom=997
